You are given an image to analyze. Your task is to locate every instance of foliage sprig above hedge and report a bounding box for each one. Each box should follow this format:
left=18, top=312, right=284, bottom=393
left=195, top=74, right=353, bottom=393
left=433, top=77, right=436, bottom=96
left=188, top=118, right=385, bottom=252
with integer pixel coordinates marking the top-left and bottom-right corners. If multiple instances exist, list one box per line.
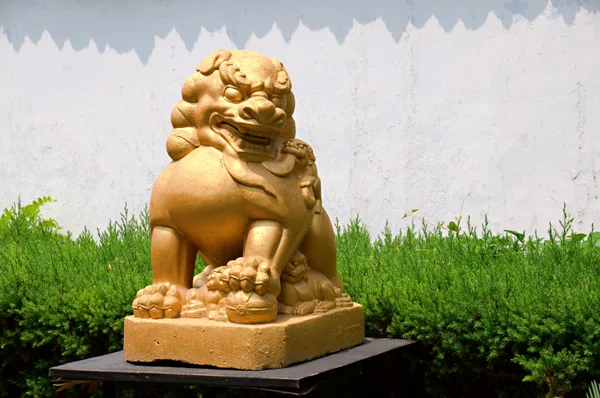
left=1, top=198, right=599, bottom=397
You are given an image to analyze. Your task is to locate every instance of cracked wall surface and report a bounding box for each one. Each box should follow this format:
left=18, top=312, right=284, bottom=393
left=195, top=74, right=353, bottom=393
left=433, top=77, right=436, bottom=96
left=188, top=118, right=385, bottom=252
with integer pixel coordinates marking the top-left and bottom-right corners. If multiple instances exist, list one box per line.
left=1, top=0, right=599, bottom=237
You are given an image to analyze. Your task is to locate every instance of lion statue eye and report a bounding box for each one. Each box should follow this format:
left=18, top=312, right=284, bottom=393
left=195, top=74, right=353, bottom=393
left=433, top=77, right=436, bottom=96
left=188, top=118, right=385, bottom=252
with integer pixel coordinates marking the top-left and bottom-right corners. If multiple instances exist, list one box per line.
left=271, top=95, right=286, bottom=110
left=224, top=87, right=245, bottom=102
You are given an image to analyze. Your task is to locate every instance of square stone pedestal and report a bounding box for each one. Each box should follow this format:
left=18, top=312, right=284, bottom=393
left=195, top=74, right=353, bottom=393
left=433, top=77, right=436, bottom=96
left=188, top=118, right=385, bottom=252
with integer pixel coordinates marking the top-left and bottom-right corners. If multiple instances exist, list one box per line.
left=124, top=303, right=364, bottom=370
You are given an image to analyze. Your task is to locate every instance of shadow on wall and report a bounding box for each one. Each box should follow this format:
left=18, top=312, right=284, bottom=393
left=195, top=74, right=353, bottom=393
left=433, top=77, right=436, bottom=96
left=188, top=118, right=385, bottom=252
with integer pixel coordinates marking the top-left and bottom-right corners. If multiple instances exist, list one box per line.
left=1, top=0, right=599, bottom=63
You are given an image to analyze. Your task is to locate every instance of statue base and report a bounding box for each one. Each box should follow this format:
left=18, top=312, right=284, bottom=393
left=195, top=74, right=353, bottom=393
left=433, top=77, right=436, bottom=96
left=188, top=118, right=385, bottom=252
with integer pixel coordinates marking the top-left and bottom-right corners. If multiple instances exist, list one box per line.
left=124, top=303, right=364, bottom=370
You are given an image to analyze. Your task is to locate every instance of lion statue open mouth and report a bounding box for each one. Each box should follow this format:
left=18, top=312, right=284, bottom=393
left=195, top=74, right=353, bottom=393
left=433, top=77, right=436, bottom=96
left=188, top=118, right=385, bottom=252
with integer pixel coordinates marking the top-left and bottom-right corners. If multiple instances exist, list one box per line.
left=131, top=49, right=352, bottom=324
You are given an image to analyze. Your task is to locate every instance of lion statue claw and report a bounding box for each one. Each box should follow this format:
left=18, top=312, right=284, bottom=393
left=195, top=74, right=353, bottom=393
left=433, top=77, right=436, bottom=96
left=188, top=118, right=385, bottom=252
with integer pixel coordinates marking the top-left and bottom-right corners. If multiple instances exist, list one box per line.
left=134, top=50, right=348, bottom=324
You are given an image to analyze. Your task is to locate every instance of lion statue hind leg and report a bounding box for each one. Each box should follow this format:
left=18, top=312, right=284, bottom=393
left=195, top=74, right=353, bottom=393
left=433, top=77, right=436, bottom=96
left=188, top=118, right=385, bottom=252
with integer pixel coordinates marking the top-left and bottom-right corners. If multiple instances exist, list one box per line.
left=298, top=208, right=344, bottom=291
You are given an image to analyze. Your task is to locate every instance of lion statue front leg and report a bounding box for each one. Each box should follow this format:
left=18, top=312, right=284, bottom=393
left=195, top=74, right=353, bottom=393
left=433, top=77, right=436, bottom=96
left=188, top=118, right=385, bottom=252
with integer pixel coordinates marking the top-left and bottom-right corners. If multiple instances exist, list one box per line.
left=132, top=226, right=196, bottom=319
left=211, top=219, right=311, bottom=323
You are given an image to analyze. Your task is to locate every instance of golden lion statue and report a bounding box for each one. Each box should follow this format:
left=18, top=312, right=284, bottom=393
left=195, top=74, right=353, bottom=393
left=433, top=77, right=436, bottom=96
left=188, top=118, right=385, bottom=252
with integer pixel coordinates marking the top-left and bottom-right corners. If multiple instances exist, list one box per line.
left=131, top=49, right=351, bottom=324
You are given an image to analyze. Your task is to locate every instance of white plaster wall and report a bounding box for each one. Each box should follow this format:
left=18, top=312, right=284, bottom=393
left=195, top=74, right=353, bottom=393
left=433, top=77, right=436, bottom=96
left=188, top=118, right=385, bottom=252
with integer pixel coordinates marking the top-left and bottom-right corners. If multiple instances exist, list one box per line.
left=1, top=0, right=599, bottom=238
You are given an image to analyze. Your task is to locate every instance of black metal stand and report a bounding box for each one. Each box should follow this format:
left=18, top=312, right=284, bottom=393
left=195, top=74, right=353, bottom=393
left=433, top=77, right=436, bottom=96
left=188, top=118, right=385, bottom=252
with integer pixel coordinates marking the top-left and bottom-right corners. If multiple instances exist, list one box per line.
left=49, top=338, right=416, bottom=397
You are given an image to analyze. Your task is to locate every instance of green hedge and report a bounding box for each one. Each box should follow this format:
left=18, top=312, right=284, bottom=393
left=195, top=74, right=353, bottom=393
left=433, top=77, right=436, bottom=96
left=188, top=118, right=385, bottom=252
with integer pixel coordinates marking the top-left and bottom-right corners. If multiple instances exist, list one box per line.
left=1, top=198, right=599, bottom=397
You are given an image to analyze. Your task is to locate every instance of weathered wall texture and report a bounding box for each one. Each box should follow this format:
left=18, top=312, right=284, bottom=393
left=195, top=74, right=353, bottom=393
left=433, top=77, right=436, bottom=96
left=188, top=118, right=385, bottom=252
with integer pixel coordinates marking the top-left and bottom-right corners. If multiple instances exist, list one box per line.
left=1, top=0, right=599, bottom=237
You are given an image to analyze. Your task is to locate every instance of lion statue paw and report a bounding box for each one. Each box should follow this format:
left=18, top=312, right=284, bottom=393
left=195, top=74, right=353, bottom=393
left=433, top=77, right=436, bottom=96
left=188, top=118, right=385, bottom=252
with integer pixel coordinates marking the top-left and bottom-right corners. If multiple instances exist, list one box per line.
left=335, top=291, right=354, bottom=308
left=201, top=257, right=280, bottom=323
left=132, top=284, right=183, bottom=319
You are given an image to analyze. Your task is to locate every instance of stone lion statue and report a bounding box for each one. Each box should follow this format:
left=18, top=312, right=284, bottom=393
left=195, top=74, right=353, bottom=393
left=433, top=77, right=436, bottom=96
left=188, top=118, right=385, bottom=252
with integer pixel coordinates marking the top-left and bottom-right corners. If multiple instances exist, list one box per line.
left=132, top=49, right=351, bottom=324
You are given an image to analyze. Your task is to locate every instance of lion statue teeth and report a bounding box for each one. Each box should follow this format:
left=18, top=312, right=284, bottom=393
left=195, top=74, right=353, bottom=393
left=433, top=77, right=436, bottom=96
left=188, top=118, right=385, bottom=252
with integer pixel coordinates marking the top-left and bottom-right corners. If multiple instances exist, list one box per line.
left=132, top=49, right=350, bottom=324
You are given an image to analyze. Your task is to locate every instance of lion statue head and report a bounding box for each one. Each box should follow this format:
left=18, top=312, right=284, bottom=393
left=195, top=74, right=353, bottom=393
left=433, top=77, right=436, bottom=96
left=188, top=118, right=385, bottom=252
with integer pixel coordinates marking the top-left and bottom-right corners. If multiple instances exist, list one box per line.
left=166, top=50, right=297, bottom=162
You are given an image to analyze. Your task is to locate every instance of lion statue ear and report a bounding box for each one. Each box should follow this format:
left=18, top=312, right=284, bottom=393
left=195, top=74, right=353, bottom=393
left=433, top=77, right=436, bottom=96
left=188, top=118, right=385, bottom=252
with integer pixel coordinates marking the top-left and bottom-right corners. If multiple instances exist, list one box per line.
left=165, top=50, right=235, bottom=161
left=166, top=76, right=201, bottom=161
left=281, top=91, right=296, bottom=139
left=262, top=153, right=296, bottom=177
left=196, top=50, right=232, bottom=75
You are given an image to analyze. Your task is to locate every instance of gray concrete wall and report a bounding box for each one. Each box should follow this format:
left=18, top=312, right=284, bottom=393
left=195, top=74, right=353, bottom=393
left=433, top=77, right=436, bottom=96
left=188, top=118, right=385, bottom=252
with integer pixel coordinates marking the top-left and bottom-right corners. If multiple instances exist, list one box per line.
left=1, top=0, right=599, bottom=237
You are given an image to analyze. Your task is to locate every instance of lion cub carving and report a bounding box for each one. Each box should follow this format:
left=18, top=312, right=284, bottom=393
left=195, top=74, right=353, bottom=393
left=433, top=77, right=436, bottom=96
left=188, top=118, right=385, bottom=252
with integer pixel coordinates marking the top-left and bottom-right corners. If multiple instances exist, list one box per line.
left=131, top=50, right=351, bottom=324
